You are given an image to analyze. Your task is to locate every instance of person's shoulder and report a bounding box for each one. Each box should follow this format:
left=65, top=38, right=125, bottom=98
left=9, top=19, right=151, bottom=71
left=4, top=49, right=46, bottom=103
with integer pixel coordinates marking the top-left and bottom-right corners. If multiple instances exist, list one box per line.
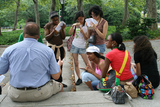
left=37, top=43, right=53, bottom=51
left=5, top=42, right=21, bottom=52
left=44, top=22, right=52, bottom=29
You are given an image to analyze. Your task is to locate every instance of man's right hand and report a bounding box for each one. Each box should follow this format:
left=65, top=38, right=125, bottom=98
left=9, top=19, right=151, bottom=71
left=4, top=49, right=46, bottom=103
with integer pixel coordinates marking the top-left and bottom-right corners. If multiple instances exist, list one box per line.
left=58, top=56, right=64, bottom=67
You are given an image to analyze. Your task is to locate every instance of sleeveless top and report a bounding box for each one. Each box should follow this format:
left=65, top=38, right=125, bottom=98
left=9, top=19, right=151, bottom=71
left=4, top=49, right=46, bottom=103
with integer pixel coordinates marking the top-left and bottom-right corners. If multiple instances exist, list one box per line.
left=89, top=19, right=106, bottom=45
left=95, top=60, right=104, bottom=76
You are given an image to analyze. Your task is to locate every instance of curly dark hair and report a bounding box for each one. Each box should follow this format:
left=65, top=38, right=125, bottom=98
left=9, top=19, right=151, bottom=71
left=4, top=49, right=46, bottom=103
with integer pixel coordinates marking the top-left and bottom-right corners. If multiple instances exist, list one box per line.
left=88, top=5, right=103, bottom=18
left=133, top=36, right=157, bottom=63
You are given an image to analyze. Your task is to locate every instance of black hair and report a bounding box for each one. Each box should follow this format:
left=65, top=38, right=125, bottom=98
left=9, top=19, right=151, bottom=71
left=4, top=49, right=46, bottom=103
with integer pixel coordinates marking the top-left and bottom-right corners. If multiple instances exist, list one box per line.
left=110, top=33, right=126, bottom=51
left=88, top=5, right=103, bottom=18
left=133, top=36, right=157, bottom=63
left=93, top=52, right=105, bottom=60
left=74, top=11, right=85, bottom=26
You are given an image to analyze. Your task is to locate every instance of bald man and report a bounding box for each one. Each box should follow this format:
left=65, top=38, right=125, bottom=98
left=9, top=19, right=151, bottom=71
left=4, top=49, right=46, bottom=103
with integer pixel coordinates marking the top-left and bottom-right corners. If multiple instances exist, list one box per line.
left=0, top=22, right=63, bottom=102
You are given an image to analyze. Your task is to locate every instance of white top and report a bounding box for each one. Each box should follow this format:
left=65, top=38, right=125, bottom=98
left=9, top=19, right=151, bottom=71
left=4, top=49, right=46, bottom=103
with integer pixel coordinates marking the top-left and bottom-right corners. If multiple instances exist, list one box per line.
left=72, top=25, right=87, bottom=48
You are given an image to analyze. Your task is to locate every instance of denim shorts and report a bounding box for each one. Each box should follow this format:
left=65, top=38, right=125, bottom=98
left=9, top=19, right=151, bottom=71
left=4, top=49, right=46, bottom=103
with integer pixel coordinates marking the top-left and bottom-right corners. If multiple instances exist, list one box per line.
left=70, top=44, right=86, bottom=54
left=89, top=43, right=106, bottom=54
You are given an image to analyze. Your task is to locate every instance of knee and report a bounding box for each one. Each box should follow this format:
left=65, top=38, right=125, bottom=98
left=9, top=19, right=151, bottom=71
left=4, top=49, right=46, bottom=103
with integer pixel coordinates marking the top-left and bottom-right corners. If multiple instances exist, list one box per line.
left=81, top=72, right=89, bottom=82
left=74, top=60, right=79, bottom=67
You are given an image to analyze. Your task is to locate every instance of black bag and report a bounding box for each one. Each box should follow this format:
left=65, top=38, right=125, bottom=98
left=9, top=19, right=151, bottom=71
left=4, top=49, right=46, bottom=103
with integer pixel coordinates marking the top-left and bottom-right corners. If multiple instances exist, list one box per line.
left=88, top=35, right=96, bottom=44
left=97, top=69, right=120, bottom=92
left=104, top=85, right=132, bottom=104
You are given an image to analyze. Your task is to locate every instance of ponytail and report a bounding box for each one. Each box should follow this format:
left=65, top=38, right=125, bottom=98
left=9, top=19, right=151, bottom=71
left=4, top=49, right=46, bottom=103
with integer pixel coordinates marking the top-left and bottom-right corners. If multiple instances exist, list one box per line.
left=93, top=52, right=105, bottom=60
left=118, top=43, right=126, bottom=51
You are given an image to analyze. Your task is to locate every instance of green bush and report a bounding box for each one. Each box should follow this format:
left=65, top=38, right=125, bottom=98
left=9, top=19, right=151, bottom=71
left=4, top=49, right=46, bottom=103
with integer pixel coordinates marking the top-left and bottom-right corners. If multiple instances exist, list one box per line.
left=126, top=17, right=157, bottom=39
left=1, top=26, right=159, bottom=45
left=0, top=30, right=23, bottom=45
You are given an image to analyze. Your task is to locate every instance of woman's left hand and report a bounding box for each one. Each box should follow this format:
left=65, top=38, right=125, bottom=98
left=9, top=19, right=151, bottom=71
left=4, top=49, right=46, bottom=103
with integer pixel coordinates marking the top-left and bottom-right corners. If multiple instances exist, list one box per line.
left=90, top=22, right=96, bottom=29
left=86, top=64, right=94, bottom=74
left=80, top=26, right=84, bottom=34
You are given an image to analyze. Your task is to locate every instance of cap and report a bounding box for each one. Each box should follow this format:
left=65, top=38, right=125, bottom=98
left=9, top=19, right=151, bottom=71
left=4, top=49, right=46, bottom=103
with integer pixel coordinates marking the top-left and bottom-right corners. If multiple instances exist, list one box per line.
left=86, top=46, right=100, bottom=53
left=50, top=11, right=58, bottom=19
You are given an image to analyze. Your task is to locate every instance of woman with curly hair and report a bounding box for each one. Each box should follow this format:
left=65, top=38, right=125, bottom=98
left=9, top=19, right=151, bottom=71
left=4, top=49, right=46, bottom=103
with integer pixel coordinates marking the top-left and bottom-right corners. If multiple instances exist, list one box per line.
left=133, top=36, right=159, bottom=88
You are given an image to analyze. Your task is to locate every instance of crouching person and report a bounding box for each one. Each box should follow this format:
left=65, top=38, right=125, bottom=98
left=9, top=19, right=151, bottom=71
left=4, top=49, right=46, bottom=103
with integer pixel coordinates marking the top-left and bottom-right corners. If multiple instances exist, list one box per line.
left=0, top=22, right=63, bottom=102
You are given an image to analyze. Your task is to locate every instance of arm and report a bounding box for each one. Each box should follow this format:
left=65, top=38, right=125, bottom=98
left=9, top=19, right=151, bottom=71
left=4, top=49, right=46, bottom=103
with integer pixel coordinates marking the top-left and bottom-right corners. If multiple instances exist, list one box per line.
left=18, top=33, right=24, bottom=42
left=44, top=26, right=56, bottom=41
left=60, top=25, right=66, bottom=40
left=101, top=58, right=110, bottom=78
left=86, top=23, right=91, bottom=39
left=68, top=23, right=78, bottom=35
left=85, top=64, right=101, bottom=79
left=0, top=51, right=9, bottom=75
left=51, top=56, right=64, bottom=80
left=80, top=26, right=88, bottom=40
left=91, top=21, right=108, bottom=39
left=135, top=63, right=141, bottom=76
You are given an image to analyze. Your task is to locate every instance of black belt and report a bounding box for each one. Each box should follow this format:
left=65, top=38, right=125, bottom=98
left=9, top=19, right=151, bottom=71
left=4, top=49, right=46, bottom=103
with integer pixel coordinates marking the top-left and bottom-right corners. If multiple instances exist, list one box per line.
left=15, top=81, right=50, bottom=90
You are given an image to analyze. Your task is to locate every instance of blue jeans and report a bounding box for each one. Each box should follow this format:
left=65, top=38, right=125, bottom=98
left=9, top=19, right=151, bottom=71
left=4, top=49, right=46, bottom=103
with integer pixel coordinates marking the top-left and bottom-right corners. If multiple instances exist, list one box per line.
left=81, top=71, right=99, bottom=82
left=91, top=80, right=100, bottom=90
left=89, top=43, right=105, bottom=54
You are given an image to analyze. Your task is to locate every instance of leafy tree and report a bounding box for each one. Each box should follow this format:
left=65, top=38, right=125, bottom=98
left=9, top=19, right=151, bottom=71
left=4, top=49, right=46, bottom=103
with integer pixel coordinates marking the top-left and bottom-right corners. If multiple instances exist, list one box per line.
left=146, top=0, right=158, bottom=30
left=33, top=0, right=40, bottom=27
left=13, top=0, right=20, bottom=31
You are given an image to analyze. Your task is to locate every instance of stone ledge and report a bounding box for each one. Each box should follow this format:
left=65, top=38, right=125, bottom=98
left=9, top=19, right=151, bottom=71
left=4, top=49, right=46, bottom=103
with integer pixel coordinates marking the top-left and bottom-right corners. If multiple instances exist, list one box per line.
left=0, top=89, right=160, bottom=107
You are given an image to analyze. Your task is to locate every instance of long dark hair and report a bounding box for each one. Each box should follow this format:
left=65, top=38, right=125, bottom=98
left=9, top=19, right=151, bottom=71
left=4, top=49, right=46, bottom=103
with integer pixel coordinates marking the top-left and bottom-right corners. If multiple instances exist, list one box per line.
left=110, top=33, right=126, bottom=51
left=88, top=5, right=103, bottom=18
left=133, top=36, right=157, bottom=63
left=74, top=11, right=85, bottom=26
left=93, top=52, right=105, bottom=60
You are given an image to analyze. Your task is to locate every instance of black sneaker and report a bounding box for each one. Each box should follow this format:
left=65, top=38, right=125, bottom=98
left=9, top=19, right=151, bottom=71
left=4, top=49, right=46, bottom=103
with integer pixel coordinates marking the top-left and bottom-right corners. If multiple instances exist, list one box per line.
left=75, top=78, right=82, bottom=85
left=63, top=83, right=67, bottom=88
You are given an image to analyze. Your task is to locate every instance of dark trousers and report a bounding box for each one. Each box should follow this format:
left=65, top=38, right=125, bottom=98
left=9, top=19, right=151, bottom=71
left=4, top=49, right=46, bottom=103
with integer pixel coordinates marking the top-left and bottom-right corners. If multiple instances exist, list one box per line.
left=0, top=86, right=2, bottom=94
left=49, top=46, right=65, bottom=83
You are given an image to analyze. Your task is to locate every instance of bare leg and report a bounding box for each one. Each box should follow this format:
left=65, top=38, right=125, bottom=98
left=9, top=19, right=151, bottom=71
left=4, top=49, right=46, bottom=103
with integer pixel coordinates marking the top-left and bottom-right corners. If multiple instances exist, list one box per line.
left=72, top=53, right=81, bottom=79
left=85, top=81, right=93, bottom=90
left=80, top=54, right=90, bottom=66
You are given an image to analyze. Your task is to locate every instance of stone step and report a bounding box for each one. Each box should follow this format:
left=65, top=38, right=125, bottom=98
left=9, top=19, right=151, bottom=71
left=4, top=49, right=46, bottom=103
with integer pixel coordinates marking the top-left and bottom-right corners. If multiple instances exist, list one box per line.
left=1, top=89, right=160, bottom=107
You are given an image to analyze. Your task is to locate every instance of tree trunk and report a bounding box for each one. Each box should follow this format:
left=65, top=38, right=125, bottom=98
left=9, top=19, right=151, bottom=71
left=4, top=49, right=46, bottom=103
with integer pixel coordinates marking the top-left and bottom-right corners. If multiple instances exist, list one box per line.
left=49, top=0, right=56, bottom=22
left=12, top=0, right=20, bottom=31
left=77, top=0, right=83, bottom=11
left=33, top=0, right=40, bottom=27
left=0, top=27, right=2, bottom=36
left=122, top=0, right=128, bottom=25
left=146, top=0, right=158, bottom=30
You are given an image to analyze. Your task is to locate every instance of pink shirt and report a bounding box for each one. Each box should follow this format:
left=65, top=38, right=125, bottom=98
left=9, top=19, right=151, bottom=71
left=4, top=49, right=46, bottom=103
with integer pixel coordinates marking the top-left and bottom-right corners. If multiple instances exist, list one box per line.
left=95, top=60, right=104, bottom=76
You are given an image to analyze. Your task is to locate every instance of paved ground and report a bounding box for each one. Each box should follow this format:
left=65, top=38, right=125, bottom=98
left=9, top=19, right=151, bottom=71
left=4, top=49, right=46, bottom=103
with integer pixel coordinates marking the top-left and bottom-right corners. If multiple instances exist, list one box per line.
left=0, top=38, right=160, bottom=106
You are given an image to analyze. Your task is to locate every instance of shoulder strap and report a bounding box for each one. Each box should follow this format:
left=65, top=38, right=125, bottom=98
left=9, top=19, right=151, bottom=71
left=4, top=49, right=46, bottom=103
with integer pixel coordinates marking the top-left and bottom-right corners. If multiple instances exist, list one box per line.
left=116, top=50, right=128, bottom=77
left=73, top=26, right=76, bottom=36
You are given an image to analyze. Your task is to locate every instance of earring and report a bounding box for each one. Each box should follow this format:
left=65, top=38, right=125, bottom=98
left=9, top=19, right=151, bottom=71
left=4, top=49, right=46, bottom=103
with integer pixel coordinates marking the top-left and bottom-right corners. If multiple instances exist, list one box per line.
left=112, top=44, right=114, bottom=47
